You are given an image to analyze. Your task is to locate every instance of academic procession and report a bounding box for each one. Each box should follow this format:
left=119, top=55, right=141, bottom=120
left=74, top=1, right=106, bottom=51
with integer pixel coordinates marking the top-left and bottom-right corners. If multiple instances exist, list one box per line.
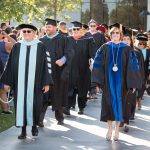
left=0, top=0, right=150, bottom=150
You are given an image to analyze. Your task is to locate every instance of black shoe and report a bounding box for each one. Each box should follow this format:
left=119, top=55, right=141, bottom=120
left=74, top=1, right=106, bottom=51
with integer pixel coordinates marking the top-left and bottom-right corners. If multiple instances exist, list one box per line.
left=31, top=126, right=38, bottom=136
left=57, top=120, right=64, bottom=125
left=1, top=110, right=13, bottom=114
left=130, top=117, right=135, bottom=120
left=38, top=122, right=44, bottom=127
left=63, top=108, right=70, bottom=115
left=78, top=109, right=84, bottom=115
left=123, top=125, right=129, bottom=133
left=18, top=133, right=26, bottom=139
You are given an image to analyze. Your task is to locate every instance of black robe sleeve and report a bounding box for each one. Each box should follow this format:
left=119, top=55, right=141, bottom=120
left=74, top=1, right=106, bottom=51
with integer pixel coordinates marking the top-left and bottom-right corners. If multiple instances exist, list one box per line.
left=137, top=50, right=145, bottom=84
left=64, top=36, right=74, bottom=68
left=42, top=46, right=54, bottom=87
left=146, top=49, right=150, bottom=78
left=60, top=36, right=74, bottom=81
left=91, top=45, right=106, bottom=88
left=88, top=37, right=95, bottom=59
left=126, top=49, right=143, bottom=89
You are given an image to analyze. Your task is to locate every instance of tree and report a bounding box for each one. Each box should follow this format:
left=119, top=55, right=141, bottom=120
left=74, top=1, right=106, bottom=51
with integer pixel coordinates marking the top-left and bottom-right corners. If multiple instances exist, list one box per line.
left=109, top=0, right=147, bottom=30
left=0, top=0, right=82, bottom=23
left=35, top=0, right=82, bottom=22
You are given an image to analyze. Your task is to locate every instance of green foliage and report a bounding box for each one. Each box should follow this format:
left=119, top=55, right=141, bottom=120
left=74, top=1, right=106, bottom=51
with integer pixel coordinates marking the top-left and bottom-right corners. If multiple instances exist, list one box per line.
left=109, top=0, right=147, bottom=30
left=0, top=0, right=82, bottom=23
left=0, top=106, right=15, bottom=133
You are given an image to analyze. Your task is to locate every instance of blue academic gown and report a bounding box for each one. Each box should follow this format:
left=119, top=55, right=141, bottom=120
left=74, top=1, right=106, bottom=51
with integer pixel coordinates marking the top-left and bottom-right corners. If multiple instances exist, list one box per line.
left=91, top=41, right=142, bottom=122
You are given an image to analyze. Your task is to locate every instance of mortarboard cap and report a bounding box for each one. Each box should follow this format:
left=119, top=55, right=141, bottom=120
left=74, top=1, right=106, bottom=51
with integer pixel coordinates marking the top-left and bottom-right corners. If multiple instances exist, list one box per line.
left=82, top=24, right=89, bottom=29
left=123, top=28, right=132, bottom=35
left=109, top=23, right=120, bottom=29
left=109, top=23, right=125, bottom=32
left=135, top=33, right=148, bottom=41
left=45, top=18, right=59, bottom=26
left=101, top=23, right=108, bottom=29
left=123, top=28, right=139, bottom=41
left=71, top=21, right=82, bottom=28
left=16, top=24, right=37, bottom=31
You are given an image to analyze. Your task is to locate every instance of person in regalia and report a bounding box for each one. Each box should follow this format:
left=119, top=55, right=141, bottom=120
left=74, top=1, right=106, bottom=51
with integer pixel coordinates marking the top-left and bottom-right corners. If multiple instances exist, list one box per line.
left=0, top=24, right=53, bottom=139
left=39, top=19, right=73, bottom=125
left=122, top=29, right=144, bottom=132
left=91, top=23, right=142, bottom=141
left=64, top=21, right=94, bottom=115
left=85, top=19, right=106, bottom=99
left=134, top=33, right=150, bottom=110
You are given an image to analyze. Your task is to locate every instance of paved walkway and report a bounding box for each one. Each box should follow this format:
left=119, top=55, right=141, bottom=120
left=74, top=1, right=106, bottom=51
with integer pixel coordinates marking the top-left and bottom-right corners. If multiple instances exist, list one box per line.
left=0, top=94, right=150, bottom=150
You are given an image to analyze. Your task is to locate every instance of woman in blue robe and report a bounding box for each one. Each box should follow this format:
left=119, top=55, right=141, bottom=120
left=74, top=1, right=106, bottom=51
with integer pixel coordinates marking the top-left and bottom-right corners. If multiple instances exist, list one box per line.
left=91, top=23, right=142, bottom=141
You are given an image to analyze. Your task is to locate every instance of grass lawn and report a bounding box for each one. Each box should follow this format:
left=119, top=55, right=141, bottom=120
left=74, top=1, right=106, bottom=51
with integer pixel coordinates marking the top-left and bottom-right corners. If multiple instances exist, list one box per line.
left=0, top=106, right=15, bottom=133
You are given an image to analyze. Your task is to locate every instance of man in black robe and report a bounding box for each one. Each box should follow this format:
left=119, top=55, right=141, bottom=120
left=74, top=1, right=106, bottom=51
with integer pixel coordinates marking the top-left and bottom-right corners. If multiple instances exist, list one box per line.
left=85, top=19, right=106, bottom=99
left=0, top=24, right=53, bottom=139
left=64, top=21, right=94, bottom=115
left=40, top=19, right=73, bottom=125
left=85, top=19, right=106, bottom=59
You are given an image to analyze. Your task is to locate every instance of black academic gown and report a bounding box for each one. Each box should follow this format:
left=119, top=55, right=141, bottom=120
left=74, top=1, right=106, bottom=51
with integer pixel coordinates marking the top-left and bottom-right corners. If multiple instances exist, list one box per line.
left=68, top=36, right=94, bottom=99
left=123, top=48, right=145, bottom=123
left=0, top=41, right=53, bottom=126
left=40, top=34, right=73, bottom=111
left=136, top=47, right=150, bottom=98
left=85, top=32, right=106, bottom=58
left=91, top=42, right=142, bottom=122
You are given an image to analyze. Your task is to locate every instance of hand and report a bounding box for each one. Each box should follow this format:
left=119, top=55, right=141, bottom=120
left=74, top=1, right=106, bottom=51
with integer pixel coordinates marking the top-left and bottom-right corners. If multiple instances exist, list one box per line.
left=132, top=88, right=136, bottom=93
left=4, top=85, right=11, bottom=92
left=55, top=59, right=64, bottom=67
left=42, top=85, right=49, bottom=93
left=89, top=58, right=94, bottom=71
left=96, top=86, right=100, bottom=93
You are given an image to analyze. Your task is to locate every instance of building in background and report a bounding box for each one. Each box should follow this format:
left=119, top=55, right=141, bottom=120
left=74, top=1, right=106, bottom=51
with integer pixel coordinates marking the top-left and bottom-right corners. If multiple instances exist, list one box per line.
left=4, top=0, right=150, bottom=31
left=147, top=0, right=150, bottom=30
left=81, top=0, right=148, bottom=31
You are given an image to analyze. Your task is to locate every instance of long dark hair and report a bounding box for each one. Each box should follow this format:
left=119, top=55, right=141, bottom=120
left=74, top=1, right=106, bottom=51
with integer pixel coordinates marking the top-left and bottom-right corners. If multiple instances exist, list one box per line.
left=123, top=34, right=140, bottom=53
left=123, top=34, right=134, bottom=48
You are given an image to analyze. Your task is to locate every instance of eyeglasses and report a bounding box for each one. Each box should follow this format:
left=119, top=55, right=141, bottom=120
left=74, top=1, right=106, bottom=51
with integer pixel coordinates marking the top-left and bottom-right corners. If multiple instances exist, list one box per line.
left=90, top=25, right=96, bottom=28
left=72, top=28, right=80, bottom=31
left=112, top=32, right=120, bottom=35
left=139, top=43, right=145, bottom=46
left=22, top=30, right=32, bottom=33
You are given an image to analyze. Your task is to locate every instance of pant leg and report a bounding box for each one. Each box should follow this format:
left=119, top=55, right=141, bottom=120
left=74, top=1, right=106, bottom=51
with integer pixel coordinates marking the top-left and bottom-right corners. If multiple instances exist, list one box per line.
left=137, top=84, right=146, bottom=99
left=78, top=96, right=87, bottom=109
left=123, top=91, right=133, bottom=125
left=21, top=126, right=27, bottom=135
left=130, top=92, right=136, bottom=119
left=39, top=102, right=49, bottom=122
left=55, top=108, right=64, bottom=122
left=67, top=89, right=77, bottom=109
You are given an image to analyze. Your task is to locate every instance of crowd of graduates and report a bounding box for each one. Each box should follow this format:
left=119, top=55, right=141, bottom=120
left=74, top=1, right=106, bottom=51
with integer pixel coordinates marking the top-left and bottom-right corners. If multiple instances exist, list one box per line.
left=0, top=18, right=150, bottom=141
